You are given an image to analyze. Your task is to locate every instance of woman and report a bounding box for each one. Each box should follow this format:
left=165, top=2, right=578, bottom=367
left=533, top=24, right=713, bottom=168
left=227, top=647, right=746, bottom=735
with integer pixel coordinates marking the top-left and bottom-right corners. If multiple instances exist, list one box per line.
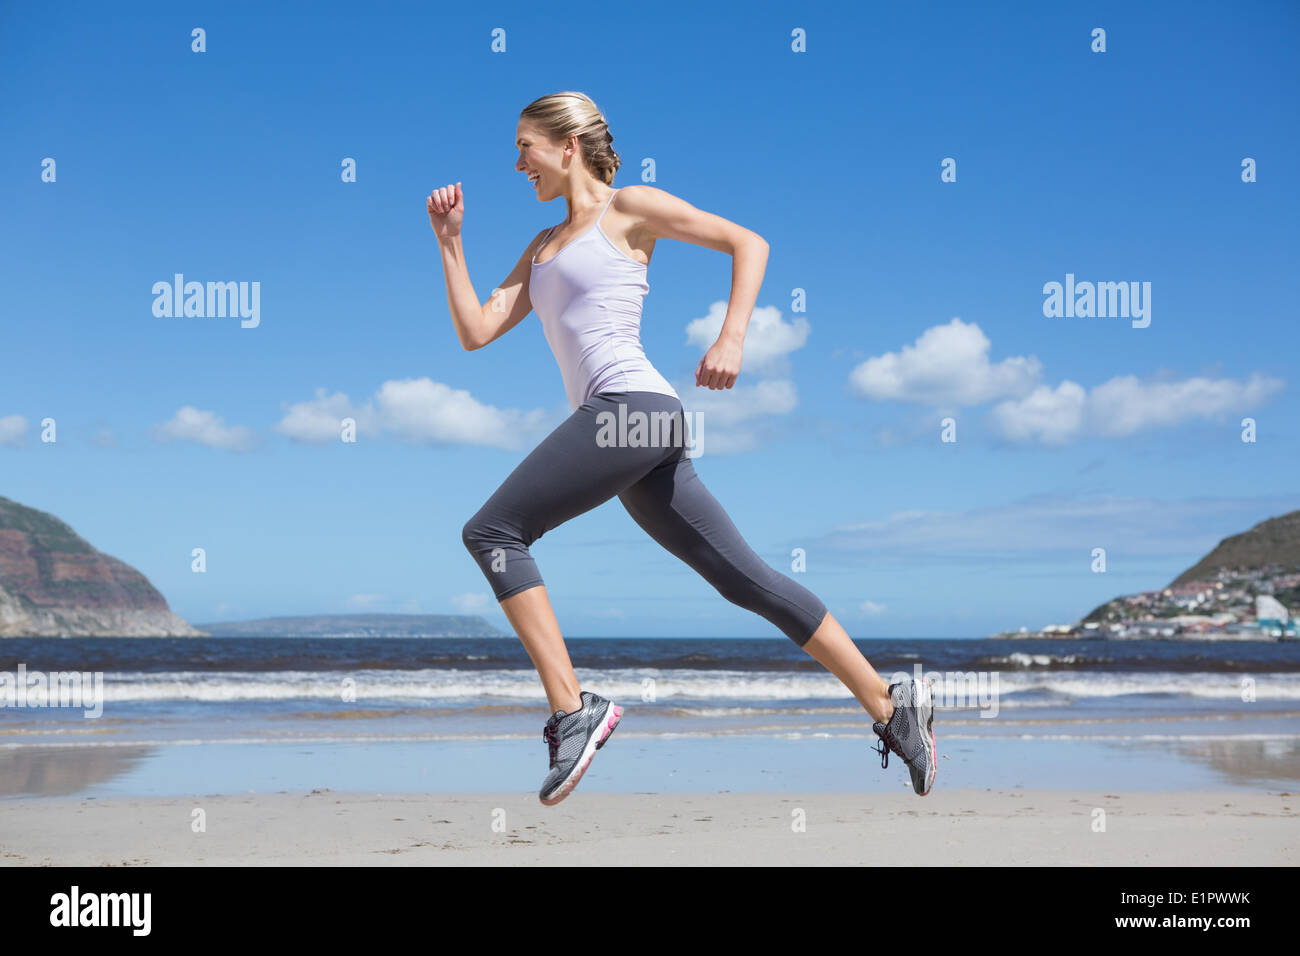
left=427, top=91, right=937, bottom=805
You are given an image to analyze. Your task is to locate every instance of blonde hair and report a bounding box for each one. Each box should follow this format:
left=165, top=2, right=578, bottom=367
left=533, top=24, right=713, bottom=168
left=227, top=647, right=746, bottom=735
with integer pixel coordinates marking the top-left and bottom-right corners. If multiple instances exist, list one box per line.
left=519, top=91, right=621, bottom=185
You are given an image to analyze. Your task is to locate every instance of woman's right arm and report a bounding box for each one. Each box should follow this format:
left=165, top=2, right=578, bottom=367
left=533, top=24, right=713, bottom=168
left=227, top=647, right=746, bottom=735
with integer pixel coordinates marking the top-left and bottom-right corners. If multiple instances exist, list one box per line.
left=428, top=182, right=543, bottom=351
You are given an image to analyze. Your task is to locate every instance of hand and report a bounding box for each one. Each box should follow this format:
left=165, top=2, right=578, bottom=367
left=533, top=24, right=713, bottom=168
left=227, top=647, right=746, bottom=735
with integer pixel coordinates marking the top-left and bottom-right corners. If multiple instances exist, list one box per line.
left=695, top=336, right=743, bottom=389
left=427, top=182, right=464, bottom=240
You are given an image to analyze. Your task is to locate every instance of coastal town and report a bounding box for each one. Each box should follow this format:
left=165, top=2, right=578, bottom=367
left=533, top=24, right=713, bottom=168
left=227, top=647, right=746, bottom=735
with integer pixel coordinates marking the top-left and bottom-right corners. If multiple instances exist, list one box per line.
left=998, top=564, right=1300, bottom=641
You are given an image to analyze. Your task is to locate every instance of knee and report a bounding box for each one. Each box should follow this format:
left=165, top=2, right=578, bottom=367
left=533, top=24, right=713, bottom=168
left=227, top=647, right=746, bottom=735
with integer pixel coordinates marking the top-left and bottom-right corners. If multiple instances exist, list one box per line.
left=462, top=510, right=523, bottom=554
left=461, top=513, right=489, bottom=554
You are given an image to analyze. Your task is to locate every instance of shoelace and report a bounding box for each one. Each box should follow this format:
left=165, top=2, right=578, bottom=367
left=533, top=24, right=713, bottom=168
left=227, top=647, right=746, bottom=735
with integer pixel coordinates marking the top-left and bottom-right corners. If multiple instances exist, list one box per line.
left=873, top=718, right=906, bottom=769
left=542, top=721, right=561, bottom=768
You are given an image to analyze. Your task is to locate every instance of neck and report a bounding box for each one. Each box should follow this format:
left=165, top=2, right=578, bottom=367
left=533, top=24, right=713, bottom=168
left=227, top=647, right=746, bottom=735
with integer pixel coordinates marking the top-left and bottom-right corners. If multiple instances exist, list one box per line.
left=561, top=183, right=614, bottom=226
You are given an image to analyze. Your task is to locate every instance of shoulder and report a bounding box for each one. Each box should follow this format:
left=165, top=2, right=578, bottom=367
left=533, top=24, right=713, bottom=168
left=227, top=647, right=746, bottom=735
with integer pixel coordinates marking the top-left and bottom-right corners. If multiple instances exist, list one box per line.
left=614, top=184, right=676, bottom=211
left=612, top=185, right=692, bottom=230
left=529, top=224, right=554, bottom=250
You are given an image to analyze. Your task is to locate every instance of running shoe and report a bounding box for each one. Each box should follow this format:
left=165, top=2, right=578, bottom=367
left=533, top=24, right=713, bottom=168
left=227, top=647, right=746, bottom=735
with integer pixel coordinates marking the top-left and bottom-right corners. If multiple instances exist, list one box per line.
left=872, top=678, right=938, bottom=796
left=539, top=690, right=623, bottom=806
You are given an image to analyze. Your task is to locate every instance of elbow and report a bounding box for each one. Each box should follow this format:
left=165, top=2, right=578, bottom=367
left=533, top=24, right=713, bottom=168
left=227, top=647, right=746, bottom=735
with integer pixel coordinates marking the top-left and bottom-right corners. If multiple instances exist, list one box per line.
left=460, top=313, right=485, bottom=351
left=742, top=233, right=769, bottom=258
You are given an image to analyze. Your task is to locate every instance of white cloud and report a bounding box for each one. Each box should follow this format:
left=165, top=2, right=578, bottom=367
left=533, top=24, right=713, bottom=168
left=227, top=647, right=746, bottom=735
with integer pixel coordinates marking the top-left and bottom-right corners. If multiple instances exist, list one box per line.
left=674, top=301, right=814, bottom=454
left=151, top=406, right=255, bottom=452
left=680, top=378, right=798, bottom=426
left=818, top=494, right=1300, bottom=564
left=849, top=318, right=1042, bottom=405
left=584, top=607, right=627, bottom=618
left=0, top=415, right=28, bottom=446
left=991, top=372, right=1284, bottom=444
left=677, top=378, right=800, bottom=454
left=685, top=302, right=810, bottom=373
left=860, top=600, right=887, bottom=615
left=377, top=378, right=550, bottom=448
left=450, top=593, right=492, bottom=613
left=346, top=593, right=387, bottom=608
left=988, top=381, right=1087, bottom=445
left=277, top=378, right=551, bottom=450
left=1088, top=373, right=1284, bottom=436
left=851, top=318, right=1284, bottom=445
left=276, top=389, right=380, bottom=443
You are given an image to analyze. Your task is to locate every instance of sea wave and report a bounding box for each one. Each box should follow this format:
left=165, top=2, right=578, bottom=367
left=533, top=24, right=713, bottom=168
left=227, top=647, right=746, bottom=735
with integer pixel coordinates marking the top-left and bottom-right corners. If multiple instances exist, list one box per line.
left=2, top=730, right=1297, bottom=751
left=3, top=667, right=1299, bottom=704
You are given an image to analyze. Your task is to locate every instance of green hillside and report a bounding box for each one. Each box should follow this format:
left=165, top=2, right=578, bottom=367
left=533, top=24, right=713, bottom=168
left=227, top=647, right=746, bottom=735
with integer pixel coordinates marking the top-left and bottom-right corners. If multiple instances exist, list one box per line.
left=1169, top=510, right=1300, bottom=586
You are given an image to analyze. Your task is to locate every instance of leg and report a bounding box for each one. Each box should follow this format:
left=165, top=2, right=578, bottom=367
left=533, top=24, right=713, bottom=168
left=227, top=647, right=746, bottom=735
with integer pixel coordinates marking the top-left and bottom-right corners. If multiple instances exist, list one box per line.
left=499, top=585, right=581, bottom=715
left=462, top=392, right=683, bottom=714
left=618, top=453, right=895, bottom=724
left=802, top=613, right=895, bottom=725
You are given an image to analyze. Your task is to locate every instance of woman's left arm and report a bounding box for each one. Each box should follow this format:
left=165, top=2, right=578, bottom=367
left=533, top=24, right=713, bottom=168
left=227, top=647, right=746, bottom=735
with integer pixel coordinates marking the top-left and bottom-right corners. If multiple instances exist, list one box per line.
left=617, top=185, right=769, bottom=390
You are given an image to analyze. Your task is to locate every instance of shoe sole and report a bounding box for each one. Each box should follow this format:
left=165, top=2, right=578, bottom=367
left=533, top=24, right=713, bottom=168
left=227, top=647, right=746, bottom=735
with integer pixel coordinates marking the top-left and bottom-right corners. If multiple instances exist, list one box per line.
left=539, top=702, right=623, bottom=806
left=916, top=681, right=937, bottom=797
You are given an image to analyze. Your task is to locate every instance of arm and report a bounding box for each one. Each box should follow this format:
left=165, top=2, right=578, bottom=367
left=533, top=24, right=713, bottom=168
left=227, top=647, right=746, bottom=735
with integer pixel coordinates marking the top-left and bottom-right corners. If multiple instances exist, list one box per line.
left=614, top=184, right=769, bottom=389
left=427, top=182, right=545, bottom=351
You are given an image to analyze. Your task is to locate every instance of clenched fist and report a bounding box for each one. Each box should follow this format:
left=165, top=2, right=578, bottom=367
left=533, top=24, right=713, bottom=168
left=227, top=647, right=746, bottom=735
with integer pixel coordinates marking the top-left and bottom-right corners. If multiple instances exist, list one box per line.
left=695, top=336, right=743, bottom=389
left=427, top=182, right=464, bottom=241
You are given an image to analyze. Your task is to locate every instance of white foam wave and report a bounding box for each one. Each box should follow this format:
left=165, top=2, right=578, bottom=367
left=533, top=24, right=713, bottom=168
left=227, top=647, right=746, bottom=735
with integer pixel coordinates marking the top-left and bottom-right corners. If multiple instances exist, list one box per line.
left=5, top=667, right=1297, bottom=704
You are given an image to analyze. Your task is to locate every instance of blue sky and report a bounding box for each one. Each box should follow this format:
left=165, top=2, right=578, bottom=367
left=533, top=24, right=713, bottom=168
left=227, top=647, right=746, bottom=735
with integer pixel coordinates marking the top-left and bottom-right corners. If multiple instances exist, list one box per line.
left=2, top=0, right=1298, bottom=638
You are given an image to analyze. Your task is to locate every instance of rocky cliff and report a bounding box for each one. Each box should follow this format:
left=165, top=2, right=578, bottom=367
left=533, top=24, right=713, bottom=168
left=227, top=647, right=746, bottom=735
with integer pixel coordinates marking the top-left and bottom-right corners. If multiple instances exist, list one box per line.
left=0, top=495, right=202, bottom=637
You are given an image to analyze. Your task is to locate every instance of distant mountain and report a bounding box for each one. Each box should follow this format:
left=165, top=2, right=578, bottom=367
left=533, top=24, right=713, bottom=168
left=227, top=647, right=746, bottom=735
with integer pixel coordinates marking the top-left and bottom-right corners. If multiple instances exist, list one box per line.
left=0, top=495, right=203, bottom=638
left=1169, top=510, right=1300, bottom=587
left=1068, top=509, right=1300, bottom=638
left=194, top=613, right=506, bottom=638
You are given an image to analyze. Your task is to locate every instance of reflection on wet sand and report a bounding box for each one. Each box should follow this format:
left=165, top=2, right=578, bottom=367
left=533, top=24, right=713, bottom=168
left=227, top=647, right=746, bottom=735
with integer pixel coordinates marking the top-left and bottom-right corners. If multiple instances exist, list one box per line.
left=1122, top=737, right=1300, bottom=784
left=0, top=746, right=155, bottom=797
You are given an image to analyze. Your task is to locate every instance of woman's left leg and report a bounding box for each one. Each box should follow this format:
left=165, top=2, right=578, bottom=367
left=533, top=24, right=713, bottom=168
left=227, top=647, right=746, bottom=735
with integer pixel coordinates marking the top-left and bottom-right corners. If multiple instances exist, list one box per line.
left=618, top=451, right=895, bottom=724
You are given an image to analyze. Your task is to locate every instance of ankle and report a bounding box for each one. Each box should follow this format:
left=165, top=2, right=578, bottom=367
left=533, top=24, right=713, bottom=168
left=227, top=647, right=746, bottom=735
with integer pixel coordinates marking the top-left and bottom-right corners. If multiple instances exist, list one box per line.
left=876, top=691, right=895, bottom=725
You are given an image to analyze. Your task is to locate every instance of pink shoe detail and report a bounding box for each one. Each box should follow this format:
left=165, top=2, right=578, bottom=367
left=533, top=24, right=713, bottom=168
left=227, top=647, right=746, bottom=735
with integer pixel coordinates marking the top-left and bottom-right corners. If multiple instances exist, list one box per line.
left=600, top=705, right=622, bottom=741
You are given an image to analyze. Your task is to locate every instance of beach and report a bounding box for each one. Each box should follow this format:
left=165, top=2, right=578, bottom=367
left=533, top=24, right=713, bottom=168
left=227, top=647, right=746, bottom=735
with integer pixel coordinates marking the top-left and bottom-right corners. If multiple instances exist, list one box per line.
left=3, top=635, right=1299, bottom=865
left=2, top=788, right=1293, bottom=866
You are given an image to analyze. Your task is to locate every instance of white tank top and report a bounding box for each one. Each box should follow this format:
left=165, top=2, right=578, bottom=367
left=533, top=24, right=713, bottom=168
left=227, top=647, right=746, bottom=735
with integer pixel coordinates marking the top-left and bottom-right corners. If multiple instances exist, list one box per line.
left=530, top=188, right=680, bottom=412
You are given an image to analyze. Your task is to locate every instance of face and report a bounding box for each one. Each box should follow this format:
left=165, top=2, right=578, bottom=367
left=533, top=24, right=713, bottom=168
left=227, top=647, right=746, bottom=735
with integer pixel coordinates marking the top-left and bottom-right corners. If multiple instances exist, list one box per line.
left=515, top=120, right=567, bottom=201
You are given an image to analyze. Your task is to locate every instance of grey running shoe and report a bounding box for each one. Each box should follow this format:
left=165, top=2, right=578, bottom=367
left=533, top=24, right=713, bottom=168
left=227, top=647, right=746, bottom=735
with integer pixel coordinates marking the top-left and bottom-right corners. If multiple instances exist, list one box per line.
left=539, top=690, right=624, bottom=806
left=872, top=678, right=938, bottom=796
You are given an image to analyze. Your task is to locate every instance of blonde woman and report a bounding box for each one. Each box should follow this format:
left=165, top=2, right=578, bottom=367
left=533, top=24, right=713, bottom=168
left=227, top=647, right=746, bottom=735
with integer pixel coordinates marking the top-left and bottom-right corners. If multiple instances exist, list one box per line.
left=427, top=91, right=937, bottom=805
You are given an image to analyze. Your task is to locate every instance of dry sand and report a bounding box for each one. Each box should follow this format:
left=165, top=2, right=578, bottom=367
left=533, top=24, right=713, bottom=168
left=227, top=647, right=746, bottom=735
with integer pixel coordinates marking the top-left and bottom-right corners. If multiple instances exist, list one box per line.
left=2, top=788, right=1295, bottom=865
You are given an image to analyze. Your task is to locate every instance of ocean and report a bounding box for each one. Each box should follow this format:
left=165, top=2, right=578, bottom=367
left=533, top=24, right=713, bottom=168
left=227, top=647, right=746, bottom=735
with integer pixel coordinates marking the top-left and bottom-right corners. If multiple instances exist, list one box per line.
left=2, top=636, right=1298, bottom=797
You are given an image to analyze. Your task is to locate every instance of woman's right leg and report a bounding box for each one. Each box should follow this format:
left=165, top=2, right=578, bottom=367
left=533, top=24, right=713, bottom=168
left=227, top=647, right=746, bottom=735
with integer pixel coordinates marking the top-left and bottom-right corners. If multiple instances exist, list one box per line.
left=461, top=392, right=681, bottom=715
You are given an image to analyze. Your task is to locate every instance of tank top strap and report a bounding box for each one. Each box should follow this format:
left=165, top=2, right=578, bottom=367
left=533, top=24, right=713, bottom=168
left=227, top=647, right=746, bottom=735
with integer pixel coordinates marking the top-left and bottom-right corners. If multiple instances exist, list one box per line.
left=595, top=187, right=620, bottom=226
left=534, top=225, right=555, bottom=263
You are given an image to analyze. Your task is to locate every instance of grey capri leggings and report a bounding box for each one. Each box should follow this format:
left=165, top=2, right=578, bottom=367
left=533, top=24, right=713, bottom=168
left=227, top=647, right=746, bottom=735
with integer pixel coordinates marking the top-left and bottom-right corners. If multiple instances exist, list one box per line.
left=461, top=390, right=828, bottom=646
